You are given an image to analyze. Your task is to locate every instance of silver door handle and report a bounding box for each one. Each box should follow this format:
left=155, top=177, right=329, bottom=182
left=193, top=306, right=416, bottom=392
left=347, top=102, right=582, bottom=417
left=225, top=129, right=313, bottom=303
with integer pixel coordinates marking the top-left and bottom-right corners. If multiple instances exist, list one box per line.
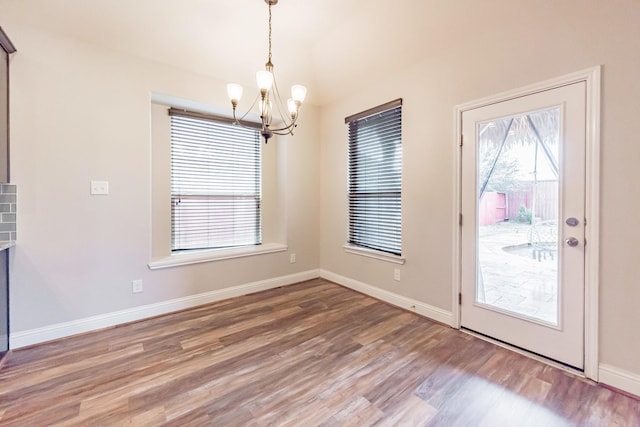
left=565, top=237, right=579, bottom=247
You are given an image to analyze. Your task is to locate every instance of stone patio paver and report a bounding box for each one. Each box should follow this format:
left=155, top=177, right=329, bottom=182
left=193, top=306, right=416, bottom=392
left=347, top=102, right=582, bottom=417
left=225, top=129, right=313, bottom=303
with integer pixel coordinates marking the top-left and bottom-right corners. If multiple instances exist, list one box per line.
left=478, top=221, right=558, bottom=324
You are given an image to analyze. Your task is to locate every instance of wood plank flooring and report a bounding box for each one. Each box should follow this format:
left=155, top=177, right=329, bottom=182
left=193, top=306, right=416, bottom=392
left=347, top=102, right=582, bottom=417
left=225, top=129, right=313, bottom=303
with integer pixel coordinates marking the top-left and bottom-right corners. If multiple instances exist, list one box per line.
left=0, top=278, right=638, bottom=426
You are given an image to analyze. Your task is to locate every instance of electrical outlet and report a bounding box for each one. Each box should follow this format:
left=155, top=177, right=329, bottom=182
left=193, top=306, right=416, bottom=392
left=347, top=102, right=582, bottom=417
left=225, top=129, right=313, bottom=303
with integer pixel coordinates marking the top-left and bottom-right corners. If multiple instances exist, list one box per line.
left=90, top=180, right=109, bottom=195
left=132, top=279, right=143, bottom=294
left=394, top=268, right=401, bottom=281
left=290, top=253, right=296, bottom=263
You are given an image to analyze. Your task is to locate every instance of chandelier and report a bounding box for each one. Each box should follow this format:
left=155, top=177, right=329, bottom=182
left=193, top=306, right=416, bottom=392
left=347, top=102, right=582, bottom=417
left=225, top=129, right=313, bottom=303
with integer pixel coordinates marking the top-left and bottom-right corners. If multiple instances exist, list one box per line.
left=227, top=0, right=307, bottom=142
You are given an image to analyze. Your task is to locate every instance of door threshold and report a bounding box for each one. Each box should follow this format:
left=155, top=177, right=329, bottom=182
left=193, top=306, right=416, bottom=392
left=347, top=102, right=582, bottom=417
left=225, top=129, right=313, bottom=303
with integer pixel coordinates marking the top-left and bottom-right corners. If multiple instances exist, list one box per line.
left=461, top=327, right=587, bottom=379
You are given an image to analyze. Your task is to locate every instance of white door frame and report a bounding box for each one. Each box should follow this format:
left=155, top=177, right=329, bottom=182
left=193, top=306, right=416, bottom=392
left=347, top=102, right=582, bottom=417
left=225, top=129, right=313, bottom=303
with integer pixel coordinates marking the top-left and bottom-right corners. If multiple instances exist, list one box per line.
left=452, top=66, right=601, bottom=380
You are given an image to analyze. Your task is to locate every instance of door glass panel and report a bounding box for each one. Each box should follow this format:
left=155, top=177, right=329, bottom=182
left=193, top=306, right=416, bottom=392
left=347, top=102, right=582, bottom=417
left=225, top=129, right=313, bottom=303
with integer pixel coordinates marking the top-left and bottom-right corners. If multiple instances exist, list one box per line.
left=476, top=107, right=560, bottom=325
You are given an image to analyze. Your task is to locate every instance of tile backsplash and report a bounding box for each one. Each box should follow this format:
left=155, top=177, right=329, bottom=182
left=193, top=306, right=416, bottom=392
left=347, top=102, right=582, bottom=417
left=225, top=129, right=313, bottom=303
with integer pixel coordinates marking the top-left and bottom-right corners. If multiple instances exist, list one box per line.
left=0, top=184, right=16, bottom=241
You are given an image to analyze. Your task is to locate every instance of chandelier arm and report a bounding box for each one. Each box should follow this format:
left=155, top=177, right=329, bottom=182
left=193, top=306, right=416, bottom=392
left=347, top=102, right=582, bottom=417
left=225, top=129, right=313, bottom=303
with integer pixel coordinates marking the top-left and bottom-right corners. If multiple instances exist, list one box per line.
left=234, top=93, right=260, bottom=123
left=232, top=93, right=267, bottom=132
left=267, top=116, right=299, bottom=134
left=268, top=110, right=299, bottom=134
left=267, top=117, right=297, bottom=133
left=270, top=70, right=295, bottom=128
left=270, top=127, right=296, bottom=136
left=268, top=77, right=300, bottom=133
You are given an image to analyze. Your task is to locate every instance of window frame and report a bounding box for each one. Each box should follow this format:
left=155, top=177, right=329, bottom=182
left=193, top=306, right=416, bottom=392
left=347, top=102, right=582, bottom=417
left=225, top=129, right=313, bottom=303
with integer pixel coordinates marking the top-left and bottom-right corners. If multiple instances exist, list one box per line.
left=169, top=108, right=263, bottom=253
left=345, top=99, right=404, bottom=262
left=148, top=98, right=288, bottom=270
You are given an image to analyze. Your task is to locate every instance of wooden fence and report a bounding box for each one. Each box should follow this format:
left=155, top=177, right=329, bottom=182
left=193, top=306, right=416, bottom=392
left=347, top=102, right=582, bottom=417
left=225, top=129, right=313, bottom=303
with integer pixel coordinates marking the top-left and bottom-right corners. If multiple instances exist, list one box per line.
left=479, top=180, right=558, bottom=225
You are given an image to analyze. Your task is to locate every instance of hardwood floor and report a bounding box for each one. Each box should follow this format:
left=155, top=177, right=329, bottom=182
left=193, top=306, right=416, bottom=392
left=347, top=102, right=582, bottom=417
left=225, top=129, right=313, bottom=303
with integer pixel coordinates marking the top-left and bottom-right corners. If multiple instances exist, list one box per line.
left=0, top=278, right=638, bottom=426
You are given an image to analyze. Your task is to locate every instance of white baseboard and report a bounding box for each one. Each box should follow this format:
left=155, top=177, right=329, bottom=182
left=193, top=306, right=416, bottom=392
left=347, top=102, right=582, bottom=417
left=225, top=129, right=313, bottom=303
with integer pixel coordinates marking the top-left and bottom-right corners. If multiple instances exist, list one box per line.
left=19, top=269, right=636, bottom=396
left=319, top=269, right=454, bottom=327
left=10, top=269, right=320, bottom=349
left=599, top=364, right=640, bottom=398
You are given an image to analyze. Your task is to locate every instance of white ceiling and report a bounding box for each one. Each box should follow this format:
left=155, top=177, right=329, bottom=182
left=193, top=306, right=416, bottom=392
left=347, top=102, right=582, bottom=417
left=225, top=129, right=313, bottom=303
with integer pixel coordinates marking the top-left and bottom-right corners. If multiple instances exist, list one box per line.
left=1, top=0, right=465, bottom=105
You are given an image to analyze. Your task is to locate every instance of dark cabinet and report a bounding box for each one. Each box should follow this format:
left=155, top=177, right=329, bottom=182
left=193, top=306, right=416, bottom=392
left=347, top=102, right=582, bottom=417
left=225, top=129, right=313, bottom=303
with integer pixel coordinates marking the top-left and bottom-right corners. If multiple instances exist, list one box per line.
left=0, top=46, right=6, bottom=182
left=0, top=27, right=15, bottom=183
left=0, top=251, right=7, bottom=355
left=0, top=27, right=15, bottom=360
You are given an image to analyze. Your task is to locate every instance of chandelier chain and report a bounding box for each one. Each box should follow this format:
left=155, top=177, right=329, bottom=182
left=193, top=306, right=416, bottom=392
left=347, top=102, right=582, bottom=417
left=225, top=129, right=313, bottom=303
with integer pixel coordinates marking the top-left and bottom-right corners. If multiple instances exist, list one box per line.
left=268, top=3, right=273, bottom=64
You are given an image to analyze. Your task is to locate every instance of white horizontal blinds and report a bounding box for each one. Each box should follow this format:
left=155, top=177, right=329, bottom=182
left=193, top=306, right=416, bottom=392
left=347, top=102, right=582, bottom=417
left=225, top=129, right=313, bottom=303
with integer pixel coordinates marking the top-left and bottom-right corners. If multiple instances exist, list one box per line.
left=169, top=109, right=261, bottom=251
left=347, top=99, right=402, bottom=255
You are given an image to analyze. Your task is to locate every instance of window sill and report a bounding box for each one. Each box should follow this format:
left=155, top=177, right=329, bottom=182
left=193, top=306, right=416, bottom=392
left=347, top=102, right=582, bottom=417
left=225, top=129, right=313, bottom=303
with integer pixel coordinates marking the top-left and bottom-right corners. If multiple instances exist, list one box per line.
left=343, top=244, right=405, bottom=265
left=148, top=243, right=288, bottom=270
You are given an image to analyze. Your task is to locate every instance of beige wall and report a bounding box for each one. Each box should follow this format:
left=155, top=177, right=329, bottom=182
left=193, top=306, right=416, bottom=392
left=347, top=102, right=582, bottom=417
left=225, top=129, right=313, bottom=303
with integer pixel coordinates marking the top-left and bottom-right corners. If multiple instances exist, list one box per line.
left=7, top=26, right=320, bottom=331
left=2, top=0, right=639, bottom=391
left=319, top=0, right=640, bottom=377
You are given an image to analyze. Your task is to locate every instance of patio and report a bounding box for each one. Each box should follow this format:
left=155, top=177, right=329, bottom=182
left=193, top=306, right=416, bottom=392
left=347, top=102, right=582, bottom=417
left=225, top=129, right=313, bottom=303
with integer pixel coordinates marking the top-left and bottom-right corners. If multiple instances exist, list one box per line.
left=477, top=221, right=558, bottom=325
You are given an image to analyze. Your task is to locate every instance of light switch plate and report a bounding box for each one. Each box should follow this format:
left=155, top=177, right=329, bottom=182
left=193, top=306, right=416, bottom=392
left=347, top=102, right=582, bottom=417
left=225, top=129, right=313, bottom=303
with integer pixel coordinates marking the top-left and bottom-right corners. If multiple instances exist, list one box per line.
left=90, top=180, right=109, bottom=195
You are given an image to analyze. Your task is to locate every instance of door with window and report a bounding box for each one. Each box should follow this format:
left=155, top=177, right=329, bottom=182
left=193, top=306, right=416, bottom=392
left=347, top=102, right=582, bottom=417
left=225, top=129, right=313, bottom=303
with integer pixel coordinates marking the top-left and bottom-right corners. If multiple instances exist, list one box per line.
left=460, top=82, right=586, bottom=369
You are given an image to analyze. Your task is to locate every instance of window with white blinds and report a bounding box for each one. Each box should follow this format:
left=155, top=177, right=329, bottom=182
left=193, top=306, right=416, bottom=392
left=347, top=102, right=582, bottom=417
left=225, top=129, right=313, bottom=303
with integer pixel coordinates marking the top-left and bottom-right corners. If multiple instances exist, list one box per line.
left=169, top=109, right=262, bottom=251
left=346, top=99, right=402, bottom=256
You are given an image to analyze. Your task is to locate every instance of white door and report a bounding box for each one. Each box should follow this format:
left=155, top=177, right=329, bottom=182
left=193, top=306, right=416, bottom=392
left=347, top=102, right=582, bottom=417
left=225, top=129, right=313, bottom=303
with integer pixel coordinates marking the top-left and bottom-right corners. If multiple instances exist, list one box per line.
left=460, top=82, right=586, bottom=369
